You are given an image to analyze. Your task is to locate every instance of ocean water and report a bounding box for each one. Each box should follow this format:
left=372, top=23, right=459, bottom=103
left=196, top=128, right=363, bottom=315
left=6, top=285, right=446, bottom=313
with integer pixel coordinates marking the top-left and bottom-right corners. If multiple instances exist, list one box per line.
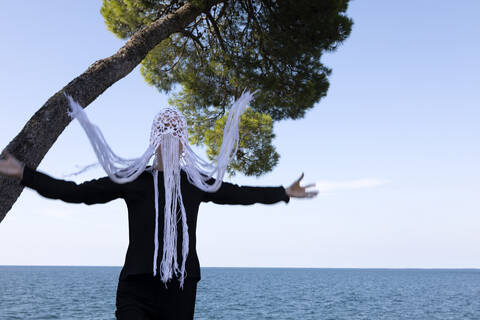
left=0, top=267, right=479, bottom=319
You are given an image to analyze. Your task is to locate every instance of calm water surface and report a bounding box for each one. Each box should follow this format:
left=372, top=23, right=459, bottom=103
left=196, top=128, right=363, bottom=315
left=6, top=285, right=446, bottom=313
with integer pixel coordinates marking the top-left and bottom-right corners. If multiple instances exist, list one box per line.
left=0, top=267, right=479, bottom=319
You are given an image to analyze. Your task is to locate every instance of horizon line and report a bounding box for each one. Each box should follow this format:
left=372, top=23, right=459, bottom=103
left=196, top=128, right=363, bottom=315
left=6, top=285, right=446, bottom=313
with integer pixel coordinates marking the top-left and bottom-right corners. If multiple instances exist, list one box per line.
left=1, top=265, right=479, bottom=270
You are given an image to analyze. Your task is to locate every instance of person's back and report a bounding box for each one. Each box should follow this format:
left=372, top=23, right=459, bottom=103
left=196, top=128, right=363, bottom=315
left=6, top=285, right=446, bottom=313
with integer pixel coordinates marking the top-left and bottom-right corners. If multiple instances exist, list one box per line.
left=0, top=90, right=317, bottom=319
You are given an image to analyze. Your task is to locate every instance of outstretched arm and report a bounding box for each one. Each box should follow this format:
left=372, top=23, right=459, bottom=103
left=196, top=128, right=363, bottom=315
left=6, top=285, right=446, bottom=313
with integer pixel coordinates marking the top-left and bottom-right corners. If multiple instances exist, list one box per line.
left=1, top=150, right=124, bottom=205
left=202, top=172, right=318, bottom=205
left=201, top=172, right=318, bottom=205
left=201, top=178, right=290, bottom=205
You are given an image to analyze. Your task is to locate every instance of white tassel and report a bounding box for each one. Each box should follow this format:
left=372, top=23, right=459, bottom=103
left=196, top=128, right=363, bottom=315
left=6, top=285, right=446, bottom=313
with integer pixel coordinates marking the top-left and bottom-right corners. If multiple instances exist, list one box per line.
left=183, top=90, right=257, bottom=192
left=65, top=90, right=256, bottom=289
left=64, top=94, right=155, bottom=184
left=153, top=168, right=160, bottom=277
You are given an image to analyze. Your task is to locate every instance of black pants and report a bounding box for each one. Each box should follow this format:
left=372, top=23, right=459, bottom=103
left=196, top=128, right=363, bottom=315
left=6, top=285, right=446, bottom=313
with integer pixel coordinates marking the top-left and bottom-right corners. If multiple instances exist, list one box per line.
left=115, top=274, right=198, bottom=320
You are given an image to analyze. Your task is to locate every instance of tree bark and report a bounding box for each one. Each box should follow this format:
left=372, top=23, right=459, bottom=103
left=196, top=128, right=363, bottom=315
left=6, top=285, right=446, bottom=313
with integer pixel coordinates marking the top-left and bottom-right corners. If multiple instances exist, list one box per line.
left=0, top=0, right=222, bottom=223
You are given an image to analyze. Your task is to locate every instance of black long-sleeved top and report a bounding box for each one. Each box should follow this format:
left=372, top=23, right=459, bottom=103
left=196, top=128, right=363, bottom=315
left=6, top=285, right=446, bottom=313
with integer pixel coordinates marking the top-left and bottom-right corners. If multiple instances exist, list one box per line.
left=20, top=166, right=290, bottom=282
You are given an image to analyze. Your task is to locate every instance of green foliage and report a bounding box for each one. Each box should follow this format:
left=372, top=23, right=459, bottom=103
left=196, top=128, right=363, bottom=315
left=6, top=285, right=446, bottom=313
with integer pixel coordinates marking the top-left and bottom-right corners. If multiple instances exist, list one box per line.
left=208, top=107, right=277, bottom=177
left=100, top=0, right=165, bottom=38
left=101, top=0, right=353, bottom=176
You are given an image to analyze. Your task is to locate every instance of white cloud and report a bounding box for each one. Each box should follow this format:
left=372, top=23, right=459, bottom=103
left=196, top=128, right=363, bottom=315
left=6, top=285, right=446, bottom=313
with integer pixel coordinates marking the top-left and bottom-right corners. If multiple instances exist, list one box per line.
left=313, top=178, right=390, bottom=193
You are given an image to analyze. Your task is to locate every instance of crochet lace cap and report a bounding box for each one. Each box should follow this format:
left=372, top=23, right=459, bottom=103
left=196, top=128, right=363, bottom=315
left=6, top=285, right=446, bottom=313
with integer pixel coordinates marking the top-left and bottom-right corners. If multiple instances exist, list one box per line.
left=150, top=107, right=188, bottom=149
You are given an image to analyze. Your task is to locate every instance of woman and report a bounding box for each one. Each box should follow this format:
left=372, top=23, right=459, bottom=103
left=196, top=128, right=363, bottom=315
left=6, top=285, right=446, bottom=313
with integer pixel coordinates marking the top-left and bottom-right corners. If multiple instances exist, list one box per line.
left=0, top=94, right=318, bottom=319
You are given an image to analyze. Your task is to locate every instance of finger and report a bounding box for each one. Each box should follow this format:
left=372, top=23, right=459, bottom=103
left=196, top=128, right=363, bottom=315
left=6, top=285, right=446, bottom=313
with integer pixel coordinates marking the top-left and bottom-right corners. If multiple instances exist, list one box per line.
left=305, top=191, right=319, bottom=198
left=296, top=172, right=304, bottom=184
left=303, top=183, right=316, bottom=189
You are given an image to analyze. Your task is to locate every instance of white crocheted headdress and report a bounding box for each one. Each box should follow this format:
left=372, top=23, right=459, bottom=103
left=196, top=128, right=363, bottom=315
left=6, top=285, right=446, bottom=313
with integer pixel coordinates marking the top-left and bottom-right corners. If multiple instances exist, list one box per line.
left=65, top=91, right=256, bottom=289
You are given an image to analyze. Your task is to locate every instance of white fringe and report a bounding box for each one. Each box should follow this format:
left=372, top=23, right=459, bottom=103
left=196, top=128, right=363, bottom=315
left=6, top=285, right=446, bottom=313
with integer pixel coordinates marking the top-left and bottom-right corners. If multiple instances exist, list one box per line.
left=65, top=90, right=256, bottom=289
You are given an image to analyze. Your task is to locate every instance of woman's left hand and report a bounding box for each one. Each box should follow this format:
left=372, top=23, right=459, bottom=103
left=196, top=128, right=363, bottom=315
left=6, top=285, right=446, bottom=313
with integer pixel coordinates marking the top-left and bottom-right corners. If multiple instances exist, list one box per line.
left=285, top=172, right=318, bottom=199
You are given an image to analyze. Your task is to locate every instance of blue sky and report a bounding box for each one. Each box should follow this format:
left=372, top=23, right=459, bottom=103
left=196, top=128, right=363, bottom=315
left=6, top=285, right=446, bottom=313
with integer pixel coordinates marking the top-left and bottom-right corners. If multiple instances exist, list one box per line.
left=0, top=1, right=479, bottom=268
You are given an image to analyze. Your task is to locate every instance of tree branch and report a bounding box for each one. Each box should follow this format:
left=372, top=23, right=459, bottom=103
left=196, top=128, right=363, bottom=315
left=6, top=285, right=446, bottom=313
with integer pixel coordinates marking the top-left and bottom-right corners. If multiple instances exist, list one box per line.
left=181, top=30, right=205, bottom=49
left=205, top=10, right=227, bottom=52
left=0, top=0, right=225, bottom=222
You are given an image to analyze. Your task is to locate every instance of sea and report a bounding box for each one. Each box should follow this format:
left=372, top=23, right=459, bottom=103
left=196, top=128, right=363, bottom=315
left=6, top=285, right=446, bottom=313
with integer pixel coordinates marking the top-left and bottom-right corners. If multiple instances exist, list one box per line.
left=0, top=266, right=479, bottom=319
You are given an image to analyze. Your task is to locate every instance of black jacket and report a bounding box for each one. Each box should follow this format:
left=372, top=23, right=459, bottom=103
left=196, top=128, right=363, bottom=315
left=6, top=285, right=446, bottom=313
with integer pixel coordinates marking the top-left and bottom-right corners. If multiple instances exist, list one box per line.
left=20, top=166, right=290, bottom=281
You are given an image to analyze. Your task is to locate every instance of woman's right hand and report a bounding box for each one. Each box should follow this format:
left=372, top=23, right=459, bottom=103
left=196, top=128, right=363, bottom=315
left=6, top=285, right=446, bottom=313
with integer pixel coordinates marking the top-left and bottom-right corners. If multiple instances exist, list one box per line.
left=0, top=150, right=24, bottom=180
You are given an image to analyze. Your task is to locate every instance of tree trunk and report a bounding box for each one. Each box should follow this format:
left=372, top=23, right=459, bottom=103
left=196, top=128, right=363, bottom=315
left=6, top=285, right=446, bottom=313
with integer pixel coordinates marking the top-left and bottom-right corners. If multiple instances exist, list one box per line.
left=0, top=1, right=222, bottom=223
